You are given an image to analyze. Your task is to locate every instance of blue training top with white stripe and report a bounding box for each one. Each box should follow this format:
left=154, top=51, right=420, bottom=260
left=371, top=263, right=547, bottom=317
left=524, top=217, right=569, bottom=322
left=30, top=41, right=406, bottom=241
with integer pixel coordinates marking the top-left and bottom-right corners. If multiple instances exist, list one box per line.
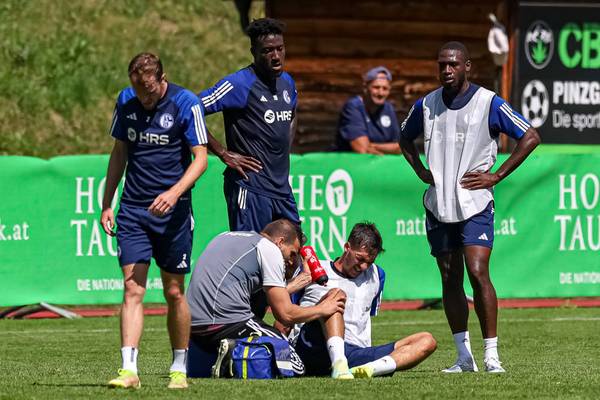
left=110, top=83, right=208, bottom=207
left=199, top=65, right=297, bottom=199
left=400, top=83, right=530, bottom=141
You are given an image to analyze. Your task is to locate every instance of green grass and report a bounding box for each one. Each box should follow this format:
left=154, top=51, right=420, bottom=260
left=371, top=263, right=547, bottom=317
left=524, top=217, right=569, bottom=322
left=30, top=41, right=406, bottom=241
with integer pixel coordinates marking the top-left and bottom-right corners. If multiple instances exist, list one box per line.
left=0, top=0, right=263, bottom=158
left=535, top=144, right=600, bottom=154
left=1, top=308, right=599, bottom=399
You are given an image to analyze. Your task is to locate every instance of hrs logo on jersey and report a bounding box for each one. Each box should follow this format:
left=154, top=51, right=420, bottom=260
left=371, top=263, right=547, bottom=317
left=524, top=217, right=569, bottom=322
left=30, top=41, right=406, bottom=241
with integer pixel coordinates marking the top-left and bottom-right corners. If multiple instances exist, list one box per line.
left=264, top=109, right=292, bottom=124
left=127, top=127, right=169, bottom=145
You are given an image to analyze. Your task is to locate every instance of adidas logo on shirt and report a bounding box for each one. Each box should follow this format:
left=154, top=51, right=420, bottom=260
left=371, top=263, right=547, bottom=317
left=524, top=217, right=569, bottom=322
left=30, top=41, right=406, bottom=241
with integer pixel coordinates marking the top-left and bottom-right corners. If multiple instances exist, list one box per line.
left=478, top=233, right=489, bottom=241
left=260, top=95, right=268, bottom=102
left=126, top=113, right=137, bottom=120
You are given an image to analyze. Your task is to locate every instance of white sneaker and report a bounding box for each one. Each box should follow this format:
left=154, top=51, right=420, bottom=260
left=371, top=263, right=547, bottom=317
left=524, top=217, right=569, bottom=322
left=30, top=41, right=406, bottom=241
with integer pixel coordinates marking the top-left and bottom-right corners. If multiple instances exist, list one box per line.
left=442, top=358, right=479, bottom=373
left=211, top=339, right=235, bottom=378
left=484, top=357, right=506, bottom=373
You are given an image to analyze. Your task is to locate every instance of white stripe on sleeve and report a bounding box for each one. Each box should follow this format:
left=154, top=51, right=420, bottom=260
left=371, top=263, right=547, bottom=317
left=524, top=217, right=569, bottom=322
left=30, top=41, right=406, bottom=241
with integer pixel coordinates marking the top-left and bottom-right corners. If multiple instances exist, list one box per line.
left=109, top=108, right=118, bottom=136
left=202, top=84, right=234, bottom=108
left=201, top=81, right=231, bottom=102
left=500, top=103, right=530, bottom=133
left=201, top=81, right=233, bottom=106
left=191, top=104, right=208, bottom=144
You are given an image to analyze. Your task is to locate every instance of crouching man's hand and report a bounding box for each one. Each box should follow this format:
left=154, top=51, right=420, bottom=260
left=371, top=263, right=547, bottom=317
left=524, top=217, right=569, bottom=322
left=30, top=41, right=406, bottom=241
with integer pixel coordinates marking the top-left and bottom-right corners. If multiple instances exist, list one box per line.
left=317, top=288, right=346, bottom=317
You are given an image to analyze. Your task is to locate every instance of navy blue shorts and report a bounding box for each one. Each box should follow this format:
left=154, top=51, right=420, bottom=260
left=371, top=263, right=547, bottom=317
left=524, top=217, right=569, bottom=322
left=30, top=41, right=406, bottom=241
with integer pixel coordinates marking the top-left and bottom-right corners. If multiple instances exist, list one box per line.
left=115, top=199, right=193, bottom=274
left=425, top=201, right=494, bottom=257
left=294, top=320, right=395, bottom=376
left=224, top=179, right=300, bottom=232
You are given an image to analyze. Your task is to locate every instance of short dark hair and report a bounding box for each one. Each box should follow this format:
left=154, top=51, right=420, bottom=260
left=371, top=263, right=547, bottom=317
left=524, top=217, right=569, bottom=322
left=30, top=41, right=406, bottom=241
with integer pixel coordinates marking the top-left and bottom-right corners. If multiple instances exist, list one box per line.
left=262, top=219, right=305, bottom=246
left=128, top=52, right=163, bottom=81
left=348, top=222, right=384, bottom=255
left=246, top=18, right=286, bottom=47
left=439, top=41, right=470, bottom=61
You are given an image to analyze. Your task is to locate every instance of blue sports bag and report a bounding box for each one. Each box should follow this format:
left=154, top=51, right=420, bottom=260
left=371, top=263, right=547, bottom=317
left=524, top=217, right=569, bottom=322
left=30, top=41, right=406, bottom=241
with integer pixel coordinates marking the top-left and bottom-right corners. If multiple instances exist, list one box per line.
left=231, top=335, right=295, bottom=379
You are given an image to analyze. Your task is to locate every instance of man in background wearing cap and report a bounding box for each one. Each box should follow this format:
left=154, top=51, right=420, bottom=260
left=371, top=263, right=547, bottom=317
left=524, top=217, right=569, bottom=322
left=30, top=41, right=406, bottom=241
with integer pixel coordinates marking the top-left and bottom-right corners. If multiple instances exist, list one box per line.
left=334, top=66, right=401, bottom=154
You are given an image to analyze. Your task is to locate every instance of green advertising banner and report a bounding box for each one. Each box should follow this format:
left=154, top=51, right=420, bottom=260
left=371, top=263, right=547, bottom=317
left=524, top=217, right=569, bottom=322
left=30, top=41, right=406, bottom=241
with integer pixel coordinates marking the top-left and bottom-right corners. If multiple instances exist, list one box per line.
left=1, top=153, right=599, bottom=306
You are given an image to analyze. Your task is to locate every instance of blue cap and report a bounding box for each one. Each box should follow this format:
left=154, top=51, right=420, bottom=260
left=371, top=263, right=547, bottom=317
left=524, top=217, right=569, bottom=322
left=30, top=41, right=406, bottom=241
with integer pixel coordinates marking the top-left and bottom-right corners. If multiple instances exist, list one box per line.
left=364, top=66, right=392, bottom=82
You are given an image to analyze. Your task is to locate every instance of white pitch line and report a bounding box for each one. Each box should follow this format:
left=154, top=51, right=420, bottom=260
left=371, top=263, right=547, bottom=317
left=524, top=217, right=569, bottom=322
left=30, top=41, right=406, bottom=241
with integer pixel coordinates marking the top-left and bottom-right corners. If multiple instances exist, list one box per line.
left=0, top=327, right=164, bottom=336
left=372, top=316, right=600, bottom=327
left=0, top=317, right=598, bottom=336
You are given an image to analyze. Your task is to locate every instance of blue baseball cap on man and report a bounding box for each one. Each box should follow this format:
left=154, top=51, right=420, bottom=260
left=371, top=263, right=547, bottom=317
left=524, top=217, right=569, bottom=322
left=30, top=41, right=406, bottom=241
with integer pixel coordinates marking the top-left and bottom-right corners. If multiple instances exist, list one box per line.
left=364, top=66, right=392, bottom=83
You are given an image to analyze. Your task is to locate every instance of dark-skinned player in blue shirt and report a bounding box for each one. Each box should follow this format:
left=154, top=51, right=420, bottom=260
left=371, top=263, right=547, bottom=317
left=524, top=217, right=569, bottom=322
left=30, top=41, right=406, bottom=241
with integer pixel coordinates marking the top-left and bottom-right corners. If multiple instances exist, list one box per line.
left=199, top=18, right=299, bottom=234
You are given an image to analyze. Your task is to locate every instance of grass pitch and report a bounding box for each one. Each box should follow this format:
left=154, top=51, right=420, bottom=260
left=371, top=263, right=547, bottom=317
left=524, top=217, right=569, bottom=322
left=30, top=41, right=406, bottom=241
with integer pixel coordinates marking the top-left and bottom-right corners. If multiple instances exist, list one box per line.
left=1, top=307, right=599, bottom=399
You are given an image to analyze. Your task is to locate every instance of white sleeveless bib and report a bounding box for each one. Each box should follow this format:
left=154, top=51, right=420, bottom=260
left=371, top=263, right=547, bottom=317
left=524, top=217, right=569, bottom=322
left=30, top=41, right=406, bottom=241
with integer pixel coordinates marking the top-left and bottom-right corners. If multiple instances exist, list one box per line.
left=422, top=87, right=497, bottom=223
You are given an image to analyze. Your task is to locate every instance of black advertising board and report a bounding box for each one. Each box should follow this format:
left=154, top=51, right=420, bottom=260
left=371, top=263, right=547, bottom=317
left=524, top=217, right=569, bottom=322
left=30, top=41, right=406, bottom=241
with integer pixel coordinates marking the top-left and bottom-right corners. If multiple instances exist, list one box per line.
left=516, top=2, right=600, bottom=144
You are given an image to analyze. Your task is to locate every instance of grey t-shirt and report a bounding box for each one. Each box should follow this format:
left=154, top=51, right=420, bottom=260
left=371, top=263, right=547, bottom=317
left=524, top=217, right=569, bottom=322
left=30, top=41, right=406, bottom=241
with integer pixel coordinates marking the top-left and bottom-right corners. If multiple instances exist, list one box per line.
left=187, top=231, right=287, bottom=326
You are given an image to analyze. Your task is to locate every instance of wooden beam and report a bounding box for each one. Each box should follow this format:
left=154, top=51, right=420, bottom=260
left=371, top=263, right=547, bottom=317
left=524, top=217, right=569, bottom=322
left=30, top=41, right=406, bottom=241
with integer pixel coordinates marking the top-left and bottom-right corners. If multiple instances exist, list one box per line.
left=270, top=0, right=500, bottom=23
left=285, top=36, right=490, bottom=59
left=284, top=18, right=490, bottom=39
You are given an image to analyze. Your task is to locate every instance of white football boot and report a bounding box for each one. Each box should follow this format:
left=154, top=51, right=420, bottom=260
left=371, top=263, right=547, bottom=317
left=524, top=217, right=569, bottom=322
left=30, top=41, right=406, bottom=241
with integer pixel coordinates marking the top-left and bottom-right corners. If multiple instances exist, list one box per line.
left=442, top=357, right=479, bottom=373
left=484, top=357, right=506, bottom=373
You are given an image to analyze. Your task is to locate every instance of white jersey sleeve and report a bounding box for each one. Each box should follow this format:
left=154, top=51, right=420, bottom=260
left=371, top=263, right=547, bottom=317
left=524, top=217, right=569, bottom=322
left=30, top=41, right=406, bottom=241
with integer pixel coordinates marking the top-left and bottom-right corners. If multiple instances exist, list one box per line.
left=257, top=238, right=286, bottom=288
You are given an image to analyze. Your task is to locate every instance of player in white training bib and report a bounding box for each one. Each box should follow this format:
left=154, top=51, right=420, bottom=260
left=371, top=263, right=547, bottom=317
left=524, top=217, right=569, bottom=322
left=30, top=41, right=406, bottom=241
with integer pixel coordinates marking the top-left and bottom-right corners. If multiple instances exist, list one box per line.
left=400, top=42, right=541, bottom=373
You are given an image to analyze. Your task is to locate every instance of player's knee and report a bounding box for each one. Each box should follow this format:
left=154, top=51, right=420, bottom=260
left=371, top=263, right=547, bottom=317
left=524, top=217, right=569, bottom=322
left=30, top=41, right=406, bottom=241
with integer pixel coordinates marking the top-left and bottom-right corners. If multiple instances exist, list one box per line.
left=123, top=280, right=146, bottom=302
left=328, top=288, right=347, bottom=302
left=163, top=284, right=185, bottom=303
left=467, top=265, right=491, bottom=286
left=419, top=332, right=437, bottom=354
left=441, top=272, right=463, bottom=289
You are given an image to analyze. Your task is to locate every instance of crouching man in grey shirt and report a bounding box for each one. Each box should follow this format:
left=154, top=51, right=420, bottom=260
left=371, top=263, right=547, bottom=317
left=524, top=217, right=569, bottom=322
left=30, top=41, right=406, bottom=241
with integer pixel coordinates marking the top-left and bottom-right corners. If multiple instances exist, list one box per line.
left=186, top=219, right=350, bottom=378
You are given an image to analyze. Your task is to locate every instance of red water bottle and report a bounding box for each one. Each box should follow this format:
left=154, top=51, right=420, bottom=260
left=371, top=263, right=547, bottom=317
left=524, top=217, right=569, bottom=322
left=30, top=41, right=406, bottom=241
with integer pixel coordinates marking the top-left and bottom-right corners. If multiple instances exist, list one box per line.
left=300, top=246, right=328, bottom=286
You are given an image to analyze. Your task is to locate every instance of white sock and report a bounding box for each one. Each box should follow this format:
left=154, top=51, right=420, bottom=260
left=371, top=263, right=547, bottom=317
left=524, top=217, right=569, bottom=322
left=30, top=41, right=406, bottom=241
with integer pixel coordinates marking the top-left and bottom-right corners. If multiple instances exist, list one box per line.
left=363, top=355, right=396, bottom=376
left=170, top=348, right=188, bottom=373
left=326, top=336, right=346, bottom=365
left=452, top=331, right=474, bottom=361
left=121, top=346, right=138, bottom=374
left=484, top=337, right=499, bottom=360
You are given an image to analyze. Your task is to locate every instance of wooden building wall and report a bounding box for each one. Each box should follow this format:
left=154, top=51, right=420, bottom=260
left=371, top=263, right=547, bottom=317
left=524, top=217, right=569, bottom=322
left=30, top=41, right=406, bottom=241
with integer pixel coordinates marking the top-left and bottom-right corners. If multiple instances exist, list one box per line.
left=266, top=0, right=509, bottom=152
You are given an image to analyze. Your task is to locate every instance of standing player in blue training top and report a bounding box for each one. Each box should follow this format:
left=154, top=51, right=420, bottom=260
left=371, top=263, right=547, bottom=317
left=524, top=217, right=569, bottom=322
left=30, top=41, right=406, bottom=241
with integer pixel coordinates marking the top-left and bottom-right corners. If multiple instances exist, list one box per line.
left=199, top=18, right=299, bottom=233
left=100, top=53, right=208, bottom=389
left=399, top=42, right=540, bottom=374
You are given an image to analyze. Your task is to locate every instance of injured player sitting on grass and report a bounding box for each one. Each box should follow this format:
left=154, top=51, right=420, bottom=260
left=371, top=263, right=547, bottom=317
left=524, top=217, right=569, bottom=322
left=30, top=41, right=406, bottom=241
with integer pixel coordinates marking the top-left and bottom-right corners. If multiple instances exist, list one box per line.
left=286, top=222, right=437, bottom=378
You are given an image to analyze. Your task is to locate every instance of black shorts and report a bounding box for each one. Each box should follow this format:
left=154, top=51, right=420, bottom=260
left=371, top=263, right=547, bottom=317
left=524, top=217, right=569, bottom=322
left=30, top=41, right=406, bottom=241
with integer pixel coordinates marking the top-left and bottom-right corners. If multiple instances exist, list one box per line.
left=191, top=318, right=284, bottom=350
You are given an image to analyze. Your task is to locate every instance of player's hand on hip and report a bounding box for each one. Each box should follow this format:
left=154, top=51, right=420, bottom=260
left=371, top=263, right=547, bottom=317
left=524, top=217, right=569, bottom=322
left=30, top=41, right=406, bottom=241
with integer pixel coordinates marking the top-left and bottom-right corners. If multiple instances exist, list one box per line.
left=221, top=150, right=262, bottom=180
left=148, top=190, right=179, bottom=217
left=460, top=171, right=500, bottom=190
left=100, top=208, right=116, bottom=237
left=417, top=169, right=435, bottom=185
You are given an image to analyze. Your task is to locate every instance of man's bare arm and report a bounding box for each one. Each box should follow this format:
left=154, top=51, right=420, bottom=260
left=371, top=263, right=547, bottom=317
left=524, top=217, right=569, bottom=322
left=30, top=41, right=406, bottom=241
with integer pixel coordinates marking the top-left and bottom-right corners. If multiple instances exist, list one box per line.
left=206, top=127, right=262, bottom=180
left=399, top=136, right=434, bottom=185
left=460, top=128, right=541, bottom=190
